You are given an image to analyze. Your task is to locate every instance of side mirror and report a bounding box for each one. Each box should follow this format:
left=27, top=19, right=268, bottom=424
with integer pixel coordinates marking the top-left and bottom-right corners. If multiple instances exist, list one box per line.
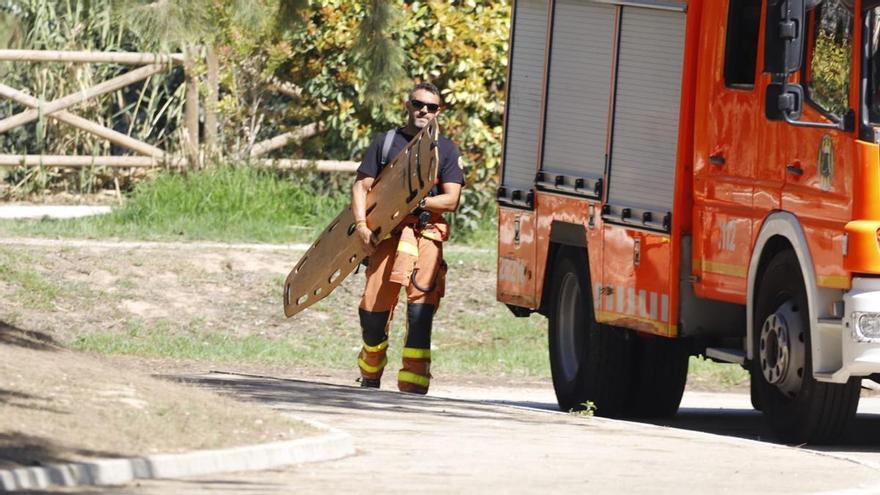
left=764, top=0, right=806, bottom=75
left=766, top=81, right=848, bottom=130
left=766, top=81, right=804, bottom=121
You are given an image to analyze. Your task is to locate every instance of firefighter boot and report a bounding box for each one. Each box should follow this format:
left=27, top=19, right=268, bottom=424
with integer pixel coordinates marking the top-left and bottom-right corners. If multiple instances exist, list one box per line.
left=398, top=303, right=435, bottom=394
left=358, top=308, right=390, bottom=388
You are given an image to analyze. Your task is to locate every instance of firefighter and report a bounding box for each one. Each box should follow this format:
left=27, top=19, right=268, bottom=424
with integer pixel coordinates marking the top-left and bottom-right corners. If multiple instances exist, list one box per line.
left=350, top=82, right=464, bottom=394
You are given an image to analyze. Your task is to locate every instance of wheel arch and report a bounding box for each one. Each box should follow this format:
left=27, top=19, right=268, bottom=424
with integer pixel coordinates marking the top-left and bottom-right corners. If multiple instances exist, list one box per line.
left=540, top=222, right=590, bottom=315
left=746, top=211, right=823, bottom=367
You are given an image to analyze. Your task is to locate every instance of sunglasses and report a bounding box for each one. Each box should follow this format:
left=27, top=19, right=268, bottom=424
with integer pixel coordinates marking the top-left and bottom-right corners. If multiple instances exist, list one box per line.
left=410, top=99, right=440, bottom=113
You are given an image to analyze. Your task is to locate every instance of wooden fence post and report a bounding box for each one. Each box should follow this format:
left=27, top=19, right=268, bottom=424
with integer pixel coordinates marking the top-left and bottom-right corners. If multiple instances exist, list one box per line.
left=184, top=46, right=200, bottom=168
left=205, top=45, right=219, bottom=160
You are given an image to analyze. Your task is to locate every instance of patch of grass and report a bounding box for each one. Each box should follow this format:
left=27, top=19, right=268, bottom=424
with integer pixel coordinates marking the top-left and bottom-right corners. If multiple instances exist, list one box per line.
left=71, top=318, right=358, bottom=368
left=0, top=165, right=499, bottom=248
left=569, top=401, right=597, bottom=418
left=70, top=313, right=752, bottom=388
left=443, top=248, right=496, bottom=266
left=688, top=356, right=749, bottom=387
left=0, top=247, right=64, bottom=309
left=451, top=210, right=497, bottom=247
left=0, top=165, right=350, bottom=244
left=70, top=306, right=550, bottom=378
left=433, top=311, right=549, bottom=377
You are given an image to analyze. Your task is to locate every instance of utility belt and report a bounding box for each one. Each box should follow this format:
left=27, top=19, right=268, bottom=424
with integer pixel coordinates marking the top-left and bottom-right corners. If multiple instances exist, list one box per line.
left=413, top=207, right=431, bottom=229
left=392, top=208, right=440, bottom=235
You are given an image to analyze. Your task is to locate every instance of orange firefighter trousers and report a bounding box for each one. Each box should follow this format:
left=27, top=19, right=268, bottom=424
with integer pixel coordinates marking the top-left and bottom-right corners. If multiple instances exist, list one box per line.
left=357, top=216, right=447, bottom=394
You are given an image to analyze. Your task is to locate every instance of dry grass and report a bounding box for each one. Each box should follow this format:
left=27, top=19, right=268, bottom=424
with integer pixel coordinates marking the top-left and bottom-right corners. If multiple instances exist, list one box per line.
left=0, top=323, right=317, bottom=469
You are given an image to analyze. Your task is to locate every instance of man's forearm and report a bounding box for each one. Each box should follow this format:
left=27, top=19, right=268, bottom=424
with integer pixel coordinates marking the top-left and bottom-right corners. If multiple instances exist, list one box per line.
left=423, top=193, right=459, bottom=213
left=351, top=182, right=369, bottom=222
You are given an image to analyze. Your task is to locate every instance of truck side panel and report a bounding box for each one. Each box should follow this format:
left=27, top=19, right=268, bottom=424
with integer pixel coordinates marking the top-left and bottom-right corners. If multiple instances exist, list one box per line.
left=498, top=207, right=538, bottom=308
left=598, top=228, right=676, bottom=336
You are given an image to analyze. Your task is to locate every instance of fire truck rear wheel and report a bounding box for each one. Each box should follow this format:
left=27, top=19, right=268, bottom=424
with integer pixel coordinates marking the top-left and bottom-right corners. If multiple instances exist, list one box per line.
left=752, top=250, right=860, bottom=444
left=548, top=247, right=633, bottom=416
left=626, top=335, right=689, bottom=418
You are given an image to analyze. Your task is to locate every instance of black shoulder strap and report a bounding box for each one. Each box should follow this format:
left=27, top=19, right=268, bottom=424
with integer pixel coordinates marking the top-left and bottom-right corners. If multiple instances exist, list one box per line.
left=380, top=129, right=396, bottom=166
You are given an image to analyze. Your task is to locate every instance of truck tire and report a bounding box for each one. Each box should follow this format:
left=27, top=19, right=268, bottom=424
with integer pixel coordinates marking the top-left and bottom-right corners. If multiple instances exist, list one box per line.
left=749, top=371, right=763, bottom=411
left=627, top=335, right=689, bottom=418
left=752, top=250, right=860, bottom=444
left=548, top=247, right=633, bottom=416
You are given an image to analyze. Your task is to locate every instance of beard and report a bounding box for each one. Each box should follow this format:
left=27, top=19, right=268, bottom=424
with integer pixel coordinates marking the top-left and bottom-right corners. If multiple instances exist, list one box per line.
left=409, top=114, right=431, bottom=129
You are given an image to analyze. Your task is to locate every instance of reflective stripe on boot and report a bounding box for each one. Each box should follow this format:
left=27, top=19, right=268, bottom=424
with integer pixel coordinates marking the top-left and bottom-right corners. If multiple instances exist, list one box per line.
left=398, top=347, right=431, bottom=394
left=359, top=340, right=388, bottom=380
left=358, top=308, right=391, bottom=381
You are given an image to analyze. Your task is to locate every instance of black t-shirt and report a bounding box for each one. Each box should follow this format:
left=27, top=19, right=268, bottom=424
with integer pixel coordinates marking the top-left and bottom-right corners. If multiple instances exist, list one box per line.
left=357, top=128, right=464, bottom=194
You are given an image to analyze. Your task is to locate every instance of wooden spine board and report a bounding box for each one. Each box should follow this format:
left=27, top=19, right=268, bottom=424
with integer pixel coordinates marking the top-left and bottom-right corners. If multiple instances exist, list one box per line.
left=283, top=120, right=440, bottom=318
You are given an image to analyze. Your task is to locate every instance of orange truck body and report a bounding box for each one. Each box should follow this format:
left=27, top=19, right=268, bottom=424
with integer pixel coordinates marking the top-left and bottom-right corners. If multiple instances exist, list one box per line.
left=497, top=0, right=880, bottom=439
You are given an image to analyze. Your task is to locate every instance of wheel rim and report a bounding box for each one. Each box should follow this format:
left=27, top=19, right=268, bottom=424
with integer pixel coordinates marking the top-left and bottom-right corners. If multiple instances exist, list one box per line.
left=759, top=299, right=806, bottom=398
left=557, top=271, right=583, bottom=383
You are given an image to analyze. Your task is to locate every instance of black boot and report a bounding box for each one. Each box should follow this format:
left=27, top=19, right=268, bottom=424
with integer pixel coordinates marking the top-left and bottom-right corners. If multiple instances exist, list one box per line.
left=360, top=377, right=381, bottom=388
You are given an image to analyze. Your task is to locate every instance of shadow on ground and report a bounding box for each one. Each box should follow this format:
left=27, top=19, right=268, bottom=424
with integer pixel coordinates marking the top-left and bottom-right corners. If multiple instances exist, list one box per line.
left=173, top=372, right=563, bottom=428
left=172, top=371, right=880, bottom=457
left=0, top=388, right=66, bottom=414
left=490, top=395, right=880, bottom=452
left=0, top=320, right=60, bottom=351
left=0, top=432, right=121, bottom=470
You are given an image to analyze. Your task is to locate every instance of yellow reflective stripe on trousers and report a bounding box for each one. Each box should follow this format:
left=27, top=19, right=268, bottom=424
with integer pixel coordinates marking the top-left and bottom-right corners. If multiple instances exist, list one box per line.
left=396, top=241, right=419, bottom=257
left=362, top=340, right=389, bottom=353
left=398, top=370, right=430, bottom=387
left=420, top=231, right=443, bottom=242
left=358, top=357, right=387, bottom=373
left=402, top=347, right=432, bottom=359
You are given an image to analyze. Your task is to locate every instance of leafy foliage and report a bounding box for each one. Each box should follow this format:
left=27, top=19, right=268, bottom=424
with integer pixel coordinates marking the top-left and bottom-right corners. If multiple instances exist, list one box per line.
left=1, top=0, right=510, bottom=237
left=283, top=0, right=509, bottom=229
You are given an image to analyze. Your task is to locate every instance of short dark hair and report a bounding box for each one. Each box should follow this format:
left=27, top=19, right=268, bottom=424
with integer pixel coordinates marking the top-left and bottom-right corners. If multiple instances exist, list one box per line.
left=409, top=82, right=440, bottom=101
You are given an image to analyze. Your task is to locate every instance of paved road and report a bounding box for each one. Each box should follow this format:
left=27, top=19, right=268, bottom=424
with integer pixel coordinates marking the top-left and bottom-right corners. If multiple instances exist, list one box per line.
left=88, top=372, right=880, bottom=495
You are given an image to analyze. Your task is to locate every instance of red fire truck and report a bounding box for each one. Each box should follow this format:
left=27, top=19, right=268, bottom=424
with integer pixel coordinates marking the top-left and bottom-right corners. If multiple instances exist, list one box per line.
left=496, top=0, right=880, bottom=443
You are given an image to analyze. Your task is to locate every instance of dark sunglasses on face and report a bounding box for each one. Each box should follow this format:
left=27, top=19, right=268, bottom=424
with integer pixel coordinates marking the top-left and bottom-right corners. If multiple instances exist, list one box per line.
left=410, top=99, right=440, bottom=113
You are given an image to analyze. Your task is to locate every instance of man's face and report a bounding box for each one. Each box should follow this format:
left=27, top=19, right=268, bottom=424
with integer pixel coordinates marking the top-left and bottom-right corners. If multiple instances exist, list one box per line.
left=406, top=89, right=441, bottom=130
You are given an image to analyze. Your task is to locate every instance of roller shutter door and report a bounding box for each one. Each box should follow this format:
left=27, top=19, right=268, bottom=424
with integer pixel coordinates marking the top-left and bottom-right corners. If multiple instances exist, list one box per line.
left=499, top=0, right=549, bottom=207
left=606, top=6, right=685, bottom=229
left=540, top=1, right=615, bottom=197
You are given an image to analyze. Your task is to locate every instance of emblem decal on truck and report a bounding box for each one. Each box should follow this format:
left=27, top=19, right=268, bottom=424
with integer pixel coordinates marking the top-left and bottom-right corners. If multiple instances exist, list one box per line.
left=818, top=134, right=835, bottom=192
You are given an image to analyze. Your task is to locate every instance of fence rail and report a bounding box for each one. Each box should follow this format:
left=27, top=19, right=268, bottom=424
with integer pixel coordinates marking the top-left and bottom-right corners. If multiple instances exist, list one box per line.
left=0, top=155, right=358, bottom=171
left=0, top=49, right=357, bottom=173
left=0, top=49, right=184, bottom=65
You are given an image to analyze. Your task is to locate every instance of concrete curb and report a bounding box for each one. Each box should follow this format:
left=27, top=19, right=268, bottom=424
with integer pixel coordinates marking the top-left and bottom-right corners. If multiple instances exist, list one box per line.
left=0, top=419, right=354, bottom=492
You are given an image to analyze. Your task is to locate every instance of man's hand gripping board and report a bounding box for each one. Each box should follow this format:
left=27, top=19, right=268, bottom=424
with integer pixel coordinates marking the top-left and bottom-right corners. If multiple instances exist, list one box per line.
left=283, top=119, right=440, bottom=318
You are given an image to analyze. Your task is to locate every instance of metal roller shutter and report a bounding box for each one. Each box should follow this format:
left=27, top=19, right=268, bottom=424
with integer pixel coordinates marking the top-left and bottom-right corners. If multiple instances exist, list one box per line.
left=541, top=1, right=615, bottom=190
left=607, top=7, right=685, bottom=221
left=500, top=0, right=549, bottom=206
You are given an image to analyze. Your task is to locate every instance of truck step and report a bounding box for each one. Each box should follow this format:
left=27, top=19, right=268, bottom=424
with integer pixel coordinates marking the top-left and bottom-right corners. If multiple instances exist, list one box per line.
left=705, top=347, right=746, bottom=365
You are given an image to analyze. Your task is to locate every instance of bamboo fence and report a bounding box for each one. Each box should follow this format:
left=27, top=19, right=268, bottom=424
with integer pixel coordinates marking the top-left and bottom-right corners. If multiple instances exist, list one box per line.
left=0, top=49, right=358, bottom=173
